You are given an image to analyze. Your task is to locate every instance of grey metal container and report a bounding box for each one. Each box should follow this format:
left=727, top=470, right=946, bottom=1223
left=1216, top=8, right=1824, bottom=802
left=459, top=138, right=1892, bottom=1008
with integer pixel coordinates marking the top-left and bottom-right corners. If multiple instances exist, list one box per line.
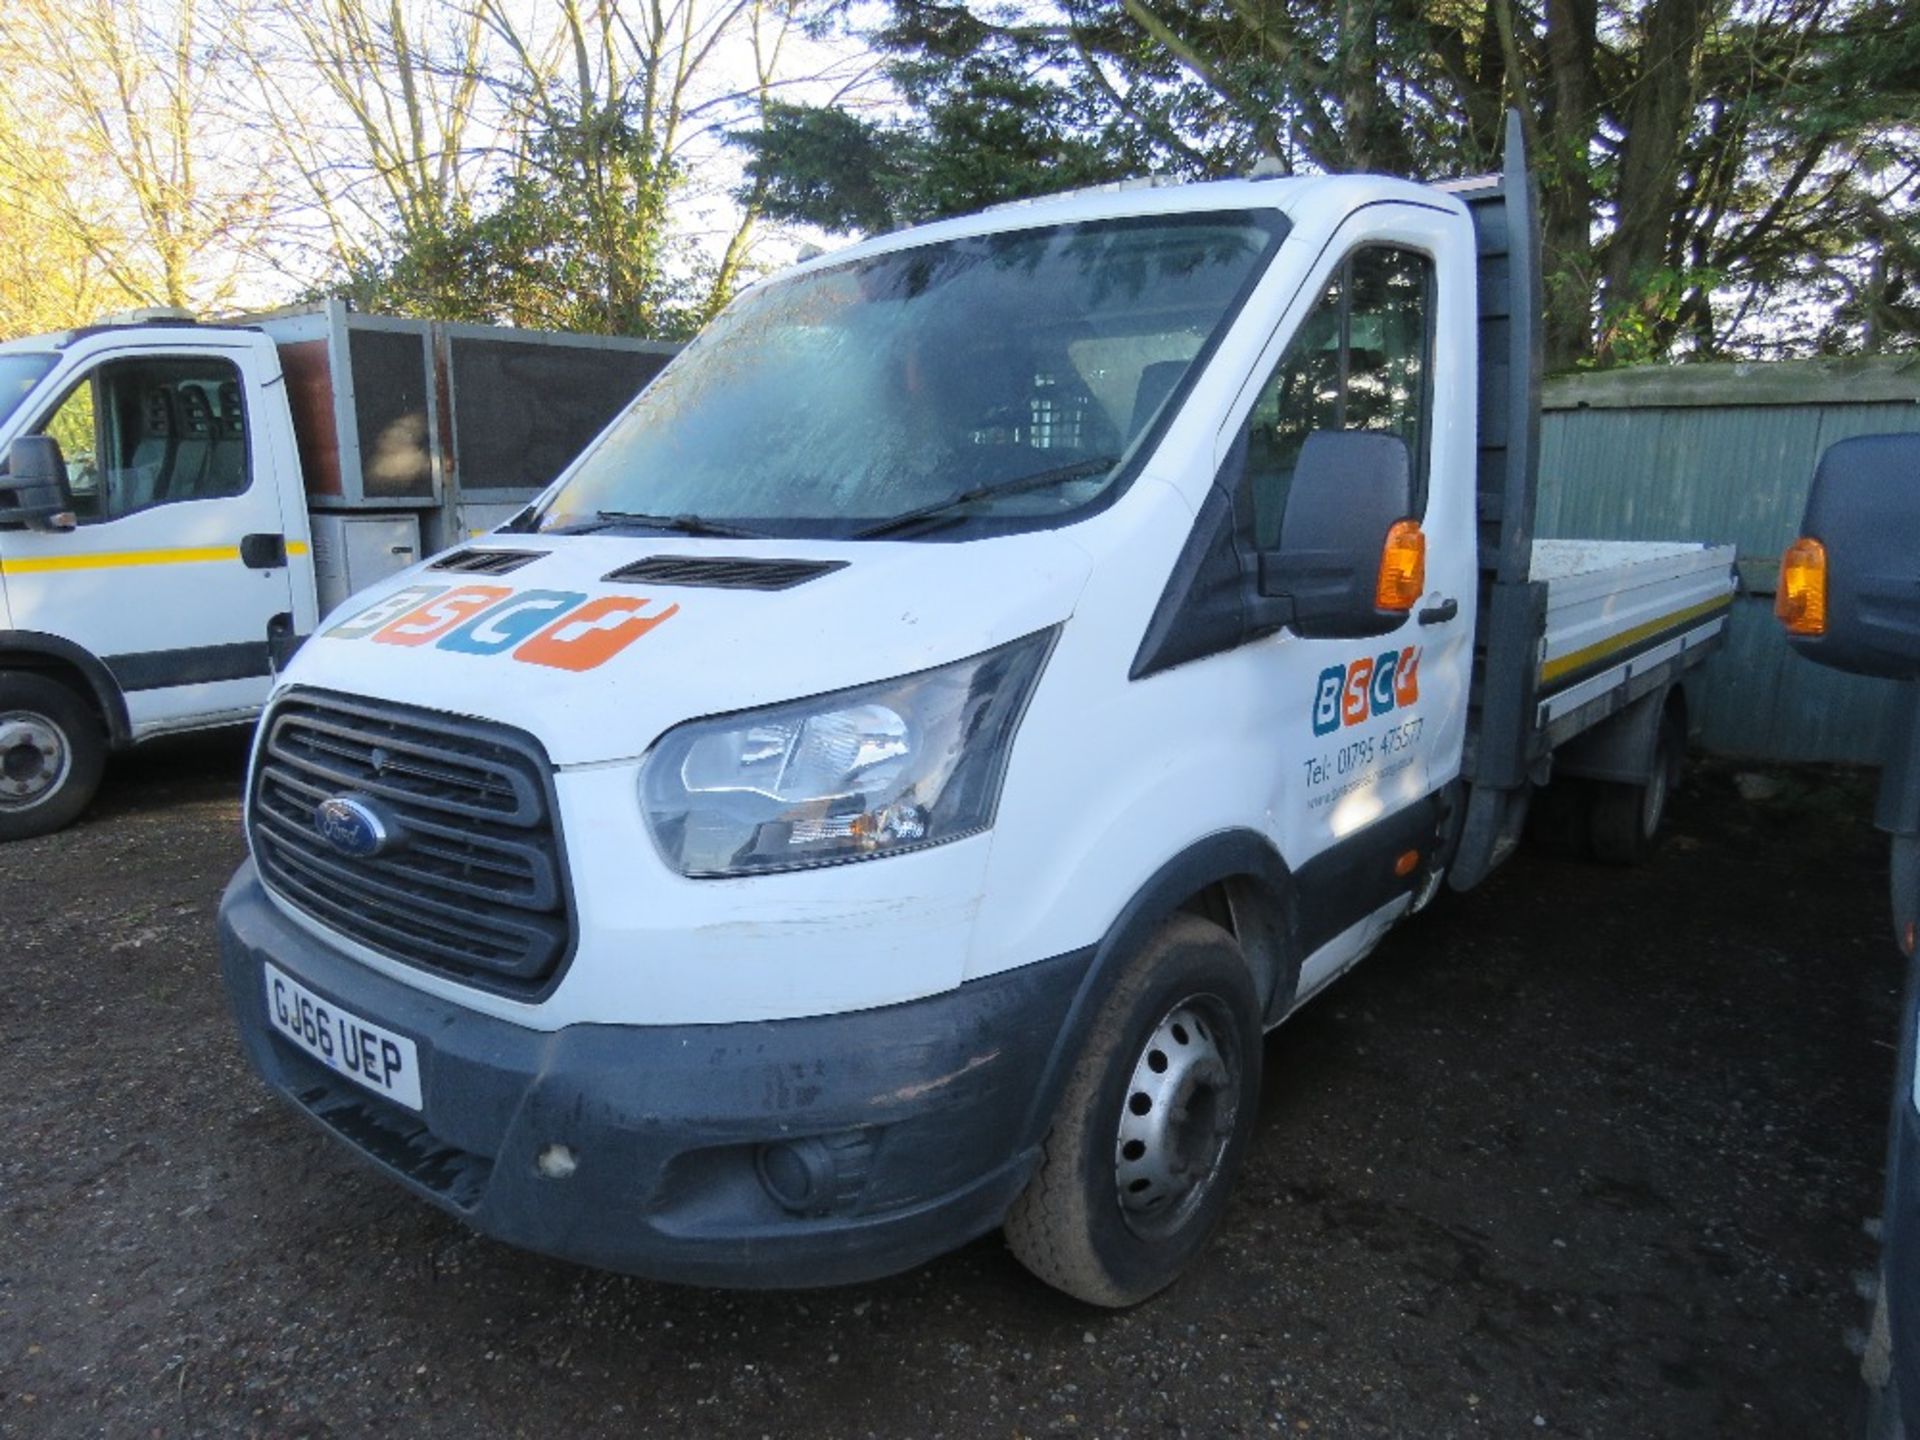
left=249, top=299, right=679, bottom=553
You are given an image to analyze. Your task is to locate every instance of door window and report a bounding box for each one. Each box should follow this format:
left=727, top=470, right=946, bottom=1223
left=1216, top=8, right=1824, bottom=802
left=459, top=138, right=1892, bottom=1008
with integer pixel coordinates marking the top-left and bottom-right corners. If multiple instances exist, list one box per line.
left=1241, top=247, right=1434, bottom=547
left=32, top=357, right=250, bottom=524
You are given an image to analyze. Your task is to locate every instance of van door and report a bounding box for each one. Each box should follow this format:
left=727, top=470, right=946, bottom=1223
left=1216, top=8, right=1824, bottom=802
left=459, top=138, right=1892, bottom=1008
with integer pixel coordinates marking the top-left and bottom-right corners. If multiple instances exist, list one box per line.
left=1221, top=204, right=1476, bottom=993
left=0, top=344, right=296, bottom=736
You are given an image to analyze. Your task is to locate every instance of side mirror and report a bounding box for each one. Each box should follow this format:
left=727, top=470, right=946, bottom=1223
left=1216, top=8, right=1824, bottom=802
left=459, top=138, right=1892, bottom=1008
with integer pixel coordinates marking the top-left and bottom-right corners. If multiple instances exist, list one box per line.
left=1778, top=434, right=1920, bottom=680
left=1258, top=430, right=1423, bottom=639
left=0, top=436, right=77, bottom=531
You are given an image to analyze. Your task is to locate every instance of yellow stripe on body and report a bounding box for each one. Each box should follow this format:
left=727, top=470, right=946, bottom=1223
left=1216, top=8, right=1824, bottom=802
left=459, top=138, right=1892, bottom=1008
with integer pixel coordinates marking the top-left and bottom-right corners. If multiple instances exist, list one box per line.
left=3, top=544, right=241, bottom=574
left=1539, top=593, right=1733, bottom=686
left=1, top=538, right=309, bottom=575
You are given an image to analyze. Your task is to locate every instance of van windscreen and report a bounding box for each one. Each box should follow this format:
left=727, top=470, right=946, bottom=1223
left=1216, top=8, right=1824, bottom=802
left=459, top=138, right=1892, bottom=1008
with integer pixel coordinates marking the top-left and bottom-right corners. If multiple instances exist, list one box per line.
left=534, top=211, right=1285, bottom=540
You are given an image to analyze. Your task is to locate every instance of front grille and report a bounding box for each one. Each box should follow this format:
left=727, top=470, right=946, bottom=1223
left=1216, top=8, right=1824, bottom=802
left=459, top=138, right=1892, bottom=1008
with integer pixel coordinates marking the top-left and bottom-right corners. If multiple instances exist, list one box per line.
left=602, top=555, right=846, bottom=591
left=249, top=689, right=572, bottom=994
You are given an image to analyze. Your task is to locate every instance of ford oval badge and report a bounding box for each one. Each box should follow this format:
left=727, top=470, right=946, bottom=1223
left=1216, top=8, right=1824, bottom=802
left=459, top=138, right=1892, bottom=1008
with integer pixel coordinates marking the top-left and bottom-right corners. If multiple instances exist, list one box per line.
left=313, top=796, right=393, bottom=858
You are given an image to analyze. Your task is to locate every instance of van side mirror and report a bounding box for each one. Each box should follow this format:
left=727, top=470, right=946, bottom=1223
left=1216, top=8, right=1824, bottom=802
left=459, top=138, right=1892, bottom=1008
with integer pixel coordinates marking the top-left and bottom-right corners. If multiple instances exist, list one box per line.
left=1778, top=434, right=1920, bottom=680
left=0, top=436, right=77, bottom=531
left=1257, top=430, right=1421, bottom=639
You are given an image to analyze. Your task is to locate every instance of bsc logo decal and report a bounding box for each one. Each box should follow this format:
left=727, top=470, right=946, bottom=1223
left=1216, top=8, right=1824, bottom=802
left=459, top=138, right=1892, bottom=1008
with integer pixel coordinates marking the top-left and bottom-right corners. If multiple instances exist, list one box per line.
left=1312, top=647, right=1420, bottom=737
left=322, top=584, right=680, bottom=673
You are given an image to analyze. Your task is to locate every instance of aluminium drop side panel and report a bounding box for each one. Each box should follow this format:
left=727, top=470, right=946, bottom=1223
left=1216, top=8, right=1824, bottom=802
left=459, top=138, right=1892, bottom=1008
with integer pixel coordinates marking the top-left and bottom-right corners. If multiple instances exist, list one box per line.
left=1534, top=540, right=1736, bottom=650
left=1530, top=540, right=1737, bottom=743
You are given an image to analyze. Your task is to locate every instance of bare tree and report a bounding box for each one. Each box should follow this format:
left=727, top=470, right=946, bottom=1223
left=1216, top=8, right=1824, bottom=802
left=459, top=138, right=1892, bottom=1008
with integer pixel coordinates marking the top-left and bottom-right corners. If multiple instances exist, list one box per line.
left=473, top=0, right=829, bottom=320
left=239, top=0, right=495, bottom=274
left=0, top=0, right=281, bottom=314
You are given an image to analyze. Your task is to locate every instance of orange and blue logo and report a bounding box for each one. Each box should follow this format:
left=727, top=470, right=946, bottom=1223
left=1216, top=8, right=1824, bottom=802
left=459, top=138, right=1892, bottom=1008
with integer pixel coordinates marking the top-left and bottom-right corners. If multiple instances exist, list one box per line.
left=1312, top=647, right=1420, bottom=737
left=322, top=585, right=679, bottom=673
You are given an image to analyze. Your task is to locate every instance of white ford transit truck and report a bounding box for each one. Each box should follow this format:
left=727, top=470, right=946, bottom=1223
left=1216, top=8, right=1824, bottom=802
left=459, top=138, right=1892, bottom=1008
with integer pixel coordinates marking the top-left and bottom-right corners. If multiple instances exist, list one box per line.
left=216, top=118, right=1736, bottom=1305
left=0, top=302, right=674, bottom=839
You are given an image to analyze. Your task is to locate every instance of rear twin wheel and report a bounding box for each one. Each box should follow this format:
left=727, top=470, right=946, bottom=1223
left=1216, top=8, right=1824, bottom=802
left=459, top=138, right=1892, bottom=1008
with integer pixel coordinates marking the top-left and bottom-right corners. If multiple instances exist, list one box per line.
left=1588, top=708, right=1686, bottom=866
left=1528, top=705, right=1687, bottom=866
left=1005, top=914, right=1262, bottom=1307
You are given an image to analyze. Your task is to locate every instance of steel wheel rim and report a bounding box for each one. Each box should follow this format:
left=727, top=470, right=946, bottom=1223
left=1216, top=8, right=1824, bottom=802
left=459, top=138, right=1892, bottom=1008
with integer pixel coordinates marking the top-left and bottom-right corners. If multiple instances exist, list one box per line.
left=0, top=710, right=71, bottom=811
left=1113, top=996, right=1239, bottom=1238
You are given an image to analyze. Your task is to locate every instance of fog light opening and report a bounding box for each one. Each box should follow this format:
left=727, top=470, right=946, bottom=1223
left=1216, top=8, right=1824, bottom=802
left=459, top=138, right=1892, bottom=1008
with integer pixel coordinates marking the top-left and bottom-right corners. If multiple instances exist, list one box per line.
left=536, top=1142, right=579, bottom=1180
left=755, top=1130, right=878, bottom=1217
left=757, top=1139, right=830, bottom=1215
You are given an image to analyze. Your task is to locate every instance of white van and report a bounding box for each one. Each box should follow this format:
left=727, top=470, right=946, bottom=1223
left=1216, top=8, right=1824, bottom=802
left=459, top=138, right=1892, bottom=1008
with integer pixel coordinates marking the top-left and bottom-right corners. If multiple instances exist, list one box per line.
left=216, top=120, right=1735, bottom=1305
left=0, top=303, right=674, bottom=839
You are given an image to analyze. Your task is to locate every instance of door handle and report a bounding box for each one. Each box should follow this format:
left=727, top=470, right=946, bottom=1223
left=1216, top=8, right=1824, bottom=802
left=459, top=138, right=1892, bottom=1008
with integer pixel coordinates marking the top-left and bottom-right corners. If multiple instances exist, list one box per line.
left=240, top=533, right=287, bottom=569
left=1418, top=597, right=1458, bottom=626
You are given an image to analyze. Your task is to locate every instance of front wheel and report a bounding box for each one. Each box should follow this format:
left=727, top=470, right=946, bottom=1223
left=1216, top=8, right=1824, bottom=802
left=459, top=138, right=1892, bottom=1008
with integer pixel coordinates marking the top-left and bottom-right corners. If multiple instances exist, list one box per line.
left=1005, top=914, right=1262, bottom=1307
left=0, top=673, right=107, bottom=842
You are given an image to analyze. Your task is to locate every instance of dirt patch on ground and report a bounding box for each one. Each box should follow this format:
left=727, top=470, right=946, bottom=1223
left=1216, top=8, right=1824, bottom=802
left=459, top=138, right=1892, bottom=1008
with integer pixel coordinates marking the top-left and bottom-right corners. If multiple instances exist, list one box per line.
left=0, top=739, right=1899, bottom=1437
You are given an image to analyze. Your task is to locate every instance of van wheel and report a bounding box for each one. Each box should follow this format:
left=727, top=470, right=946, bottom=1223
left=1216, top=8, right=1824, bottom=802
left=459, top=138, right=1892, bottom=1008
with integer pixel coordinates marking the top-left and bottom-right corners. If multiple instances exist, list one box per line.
left=0, top=673, right=106, bottom=842
left=1589, top=709, right=1684, bottom=866
left=1526, top=778, right=1593, bottom=859
left=1005, top=914, right=1261, bottom=1307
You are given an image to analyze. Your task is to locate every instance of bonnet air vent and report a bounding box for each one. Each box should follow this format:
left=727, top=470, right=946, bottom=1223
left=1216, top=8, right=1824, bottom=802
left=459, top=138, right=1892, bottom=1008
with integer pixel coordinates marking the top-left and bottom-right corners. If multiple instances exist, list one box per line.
left=601, top=556, right=848, bottom=591
left=431, top=548, right=548, bottom=576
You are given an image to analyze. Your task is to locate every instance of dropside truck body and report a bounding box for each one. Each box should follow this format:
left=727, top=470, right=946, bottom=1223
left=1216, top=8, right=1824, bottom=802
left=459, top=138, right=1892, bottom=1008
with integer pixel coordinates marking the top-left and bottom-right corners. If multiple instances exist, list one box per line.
left=212, top=119, right=1736, bottom=1304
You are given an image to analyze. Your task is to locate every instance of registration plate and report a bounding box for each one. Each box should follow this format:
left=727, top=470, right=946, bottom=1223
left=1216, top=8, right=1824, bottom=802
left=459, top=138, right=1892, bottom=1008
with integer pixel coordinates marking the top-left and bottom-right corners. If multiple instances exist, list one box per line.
left=263, top=963, right=423, bottom=1111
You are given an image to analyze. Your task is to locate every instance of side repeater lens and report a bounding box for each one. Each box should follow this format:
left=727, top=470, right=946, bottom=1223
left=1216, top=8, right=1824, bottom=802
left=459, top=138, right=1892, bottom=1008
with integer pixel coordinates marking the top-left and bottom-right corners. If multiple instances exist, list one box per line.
left=1375, top=520, right=1427, bottom=613
left=1775, top=536, right=1828, bottom=636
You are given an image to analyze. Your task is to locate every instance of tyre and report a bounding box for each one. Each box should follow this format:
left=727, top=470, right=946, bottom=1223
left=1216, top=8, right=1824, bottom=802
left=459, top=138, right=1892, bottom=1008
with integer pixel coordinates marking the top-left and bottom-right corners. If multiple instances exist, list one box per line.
left=0, top=672, right=107, bottom=842
left=1857, top=1281, right=1903, bottom=1440
left=1005, top=913, right=1262, bottom=1307
left=1526, top=777, right=1593, bottom=859
left=1588, top=706, right=1684, bottom=866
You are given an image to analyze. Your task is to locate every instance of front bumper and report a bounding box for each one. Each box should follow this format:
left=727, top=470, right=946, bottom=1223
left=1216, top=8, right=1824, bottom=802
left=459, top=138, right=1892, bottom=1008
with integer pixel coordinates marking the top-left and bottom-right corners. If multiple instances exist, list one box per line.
left=218, top=863, right=1092, bottom=1288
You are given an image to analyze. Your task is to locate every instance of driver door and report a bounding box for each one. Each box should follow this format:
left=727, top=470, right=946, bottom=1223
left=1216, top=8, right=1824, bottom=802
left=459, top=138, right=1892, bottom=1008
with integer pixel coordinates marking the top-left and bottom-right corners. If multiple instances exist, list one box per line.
left=0, top=344, right=296, bottom=736
left=1225, top=204, right=1476, bottom=994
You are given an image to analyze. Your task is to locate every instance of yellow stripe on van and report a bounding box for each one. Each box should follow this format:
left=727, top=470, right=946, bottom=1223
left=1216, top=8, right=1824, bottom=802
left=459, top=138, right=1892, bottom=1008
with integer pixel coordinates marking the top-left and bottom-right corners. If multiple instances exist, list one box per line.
left=1539, top=593, right=1733, bottom=686
left=1, top=538, right=309, bottom=575
left=2, top=545, right=241, bottom=574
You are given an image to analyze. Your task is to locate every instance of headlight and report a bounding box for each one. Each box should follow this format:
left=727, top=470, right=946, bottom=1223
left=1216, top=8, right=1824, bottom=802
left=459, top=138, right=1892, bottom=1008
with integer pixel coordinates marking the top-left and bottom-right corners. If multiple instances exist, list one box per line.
left=641, top=629, right=1056, bottom=877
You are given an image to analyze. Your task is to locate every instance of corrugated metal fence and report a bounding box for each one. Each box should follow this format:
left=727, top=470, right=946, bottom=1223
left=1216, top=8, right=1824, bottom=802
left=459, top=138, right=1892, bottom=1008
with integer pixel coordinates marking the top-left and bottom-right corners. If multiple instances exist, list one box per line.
left=1537, top=356, right=1920, bottom=763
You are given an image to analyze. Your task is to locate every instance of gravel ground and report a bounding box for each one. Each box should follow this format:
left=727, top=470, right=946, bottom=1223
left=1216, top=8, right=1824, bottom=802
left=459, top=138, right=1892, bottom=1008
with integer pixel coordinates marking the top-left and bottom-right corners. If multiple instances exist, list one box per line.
left=0, top=735, right=1901, bottom=1438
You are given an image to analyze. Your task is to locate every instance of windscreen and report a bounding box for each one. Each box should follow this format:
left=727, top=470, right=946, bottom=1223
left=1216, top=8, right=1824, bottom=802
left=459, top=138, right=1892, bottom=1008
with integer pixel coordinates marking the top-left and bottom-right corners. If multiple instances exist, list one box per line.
left=535, top=211, right=1284, bottom=538
left=0, top=353, right=56, bottom=437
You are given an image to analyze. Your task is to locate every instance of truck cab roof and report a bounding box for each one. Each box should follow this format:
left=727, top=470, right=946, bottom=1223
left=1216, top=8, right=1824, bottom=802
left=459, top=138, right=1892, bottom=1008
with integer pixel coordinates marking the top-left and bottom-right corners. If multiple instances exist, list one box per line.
left=0, top=318, right=259, bottom=355
left=777, top=172, right=1466, bottom=286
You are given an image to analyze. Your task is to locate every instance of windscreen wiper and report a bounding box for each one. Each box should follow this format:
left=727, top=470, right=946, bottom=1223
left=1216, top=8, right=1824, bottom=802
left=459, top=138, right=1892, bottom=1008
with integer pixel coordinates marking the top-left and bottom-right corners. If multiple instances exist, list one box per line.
left=586, top=510, right=769, bottom=539
left=852, top=455, right=1121, bottom=540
